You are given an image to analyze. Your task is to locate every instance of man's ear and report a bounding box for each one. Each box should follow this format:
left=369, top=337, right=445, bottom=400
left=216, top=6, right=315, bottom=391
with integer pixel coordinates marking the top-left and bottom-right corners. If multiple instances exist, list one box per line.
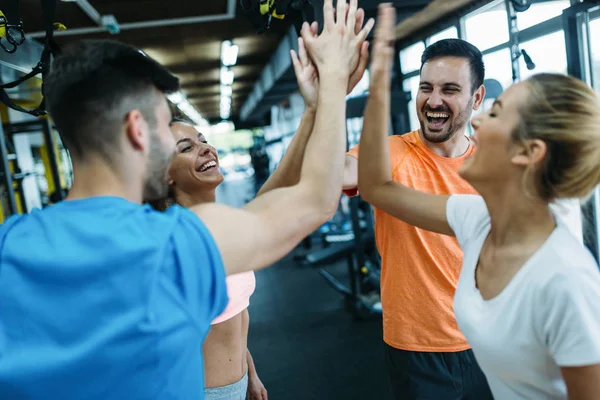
left=472, top=85, right=486, bottom=111
left=124, top=110, right=148, bottom=151
left=511, top=138, right=547, bottom=167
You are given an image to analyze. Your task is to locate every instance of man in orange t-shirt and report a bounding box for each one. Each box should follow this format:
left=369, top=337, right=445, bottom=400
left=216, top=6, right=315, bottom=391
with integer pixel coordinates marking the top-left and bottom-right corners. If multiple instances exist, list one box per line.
left=344, top=39, right=494, bottom=399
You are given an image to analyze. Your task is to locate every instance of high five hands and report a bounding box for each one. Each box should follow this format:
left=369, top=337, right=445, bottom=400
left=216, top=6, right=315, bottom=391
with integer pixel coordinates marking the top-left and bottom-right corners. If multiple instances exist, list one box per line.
left=290, top=0, right=375, bottom=108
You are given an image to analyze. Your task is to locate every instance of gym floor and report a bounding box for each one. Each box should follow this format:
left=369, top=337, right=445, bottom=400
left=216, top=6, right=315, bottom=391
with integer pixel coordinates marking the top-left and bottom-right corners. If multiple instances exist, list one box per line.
left=248, top=250, right=393, bottom=400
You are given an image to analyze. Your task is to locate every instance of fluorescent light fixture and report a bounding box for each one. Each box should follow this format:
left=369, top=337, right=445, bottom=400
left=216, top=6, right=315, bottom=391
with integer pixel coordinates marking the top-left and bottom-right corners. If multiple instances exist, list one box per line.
left=179, top=101, right=195, bottom=114
left=167, top=91, right=208, bottom=126
left=220, top=85, right=233, bottom=97
left=220, top=96, right=231, bottom=108
left=221, top=40, right=239, bottom=67
left=167, top=92, right=184, bottom=105
left=220, top=67, right=234, bottom=86
left=220, top=108, right=231, bottom=120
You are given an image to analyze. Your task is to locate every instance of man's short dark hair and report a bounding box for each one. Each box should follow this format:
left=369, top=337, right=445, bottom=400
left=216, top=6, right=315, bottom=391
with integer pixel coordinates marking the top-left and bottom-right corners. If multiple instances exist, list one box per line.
left=44, top=39, right=179, bottom=162
left=420, top=39, right=485, bottom=93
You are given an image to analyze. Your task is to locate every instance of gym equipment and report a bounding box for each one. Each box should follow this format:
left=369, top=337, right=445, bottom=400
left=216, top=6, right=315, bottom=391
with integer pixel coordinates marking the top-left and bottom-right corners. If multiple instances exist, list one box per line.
left=240, top=0, right=316, bottom=34
left=510, top=0, right=532, bottom=13
left=305, top=195, right=381, bottom=320
left=0, top=0, right=62, bottom=117
left=0, top=119, right=65, bottom=219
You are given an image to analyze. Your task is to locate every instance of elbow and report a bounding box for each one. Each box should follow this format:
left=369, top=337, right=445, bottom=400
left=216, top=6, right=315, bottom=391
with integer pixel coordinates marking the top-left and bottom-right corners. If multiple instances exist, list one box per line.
left=314, top=192, right=341, bottom=223
left=298, top=185, right=340, bottom=226
left=356, top=177, right=374, bottom=203
left=358, top=180, right=390, bottom=207
left=359, top=187, right=377, bottom=207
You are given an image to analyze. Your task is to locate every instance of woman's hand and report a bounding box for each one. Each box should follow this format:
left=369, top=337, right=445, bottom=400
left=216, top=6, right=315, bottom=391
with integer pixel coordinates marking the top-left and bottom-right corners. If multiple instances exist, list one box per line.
left=247, top=371, right=268, bottom=400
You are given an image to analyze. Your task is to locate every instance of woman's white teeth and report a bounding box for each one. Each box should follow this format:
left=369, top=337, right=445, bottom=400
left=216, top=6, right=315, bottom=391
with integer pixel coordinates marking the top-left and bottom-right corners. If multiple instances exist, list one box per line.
left=426, top=112, right=449, bottom=118
left=200, top=161, right=217, bottom=172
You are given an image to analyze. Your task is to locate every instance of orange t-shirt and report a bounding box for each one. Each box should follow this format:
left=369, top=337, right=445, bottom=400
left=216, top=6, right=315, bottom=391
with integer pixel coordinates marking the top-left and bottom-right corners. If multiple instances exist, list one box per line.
left=346, top=130, right=477, bottom=352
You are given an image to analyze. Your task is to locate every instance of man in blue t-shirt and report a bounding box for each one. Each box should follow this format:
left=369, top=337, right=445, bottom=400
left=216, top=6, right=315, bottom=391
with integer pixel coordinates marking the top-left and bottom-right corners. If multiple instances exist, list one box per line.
left=0, top=1, right=374, bottom=397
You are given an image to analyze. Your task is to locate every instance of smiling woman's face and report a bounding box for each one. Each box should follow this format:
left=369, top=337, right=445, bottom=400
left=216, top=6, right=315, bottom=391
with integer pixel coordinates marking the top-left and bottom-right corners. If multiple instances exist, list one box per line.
left=167, top=122, right=224, bottom=196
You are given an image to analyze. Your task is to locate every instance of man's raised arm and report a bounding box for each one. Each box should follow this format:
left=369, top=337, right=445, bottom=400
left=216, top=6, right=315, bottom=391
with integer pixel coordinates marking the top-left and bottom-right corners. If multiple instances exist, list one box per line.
left=193, top=0, right=373, bottom=275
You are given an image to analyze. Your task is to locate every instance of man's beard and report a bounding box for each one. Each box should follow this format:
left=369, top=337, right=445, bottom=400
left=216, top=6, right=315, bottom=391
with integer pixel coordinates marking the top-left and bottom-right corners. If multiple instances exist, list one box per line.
left=419, top=98, right=473, bottom=143
left=143, top=131, right=173, bottom=202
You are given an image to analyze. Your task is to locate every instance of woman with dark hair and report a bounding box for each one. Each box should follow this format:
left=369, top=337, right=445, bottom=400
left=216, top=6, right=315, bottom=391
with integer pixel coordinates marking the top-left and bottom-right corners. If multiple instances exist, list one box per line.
left=150, top=12, right=371, bottom=398
left=153, top=119, right=266, bottom=400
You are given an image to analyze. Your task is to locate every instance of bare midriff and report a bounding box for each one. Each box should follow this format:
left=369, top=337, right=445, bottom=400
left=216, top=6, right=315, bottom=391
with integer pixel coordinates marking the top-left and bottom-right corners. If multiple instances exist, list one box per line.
left=203, top=309, right=249, bottom=388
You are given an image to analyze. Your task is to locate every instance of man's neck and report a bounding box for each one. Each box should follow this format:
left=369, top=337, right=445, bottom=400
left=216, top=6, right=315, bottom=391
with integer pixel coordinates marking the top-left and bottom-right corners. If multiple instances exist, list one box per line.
left=66, top=158, right=143, bottom=204
left=418, top=129, right=471, bottom=158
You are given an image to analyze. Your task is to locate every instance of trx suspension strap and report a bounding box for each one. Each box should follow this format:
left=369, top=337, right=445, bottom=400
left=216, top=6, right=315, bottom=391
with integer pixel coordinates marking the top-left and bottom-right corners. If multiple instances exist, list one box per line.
left=0, top=0, right=24, bottom=53
left=0, top=0, right=61, bottom=117
left=241, top=0, right=315, bottom=34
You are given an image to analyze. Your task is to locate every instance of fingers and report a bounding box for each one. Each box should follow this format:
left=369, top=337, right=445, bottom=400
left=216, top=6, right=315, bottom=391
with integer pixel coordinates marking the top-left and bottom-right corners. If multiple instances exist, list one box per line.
left=336, top=0, right=346, bottom=28
left=290, top=49, right=302, bottom=77
left=354, top=8, right=365, bottom=35
left=374, top=3, right=396, bottom=47
left=346, top=0, right=358, bottom=32
left=300, top=21, right=316, bottom=50
left=347, top=41, right=369, bottom=93
left=355, top=17, right=375, bottom=43
left=370, top=3, right=396, bottom=77
left=310, top=21, right=318, bottom=36
left=323, top=0, right=335, bottom=29
left=298, top=37, right=309, bottom=67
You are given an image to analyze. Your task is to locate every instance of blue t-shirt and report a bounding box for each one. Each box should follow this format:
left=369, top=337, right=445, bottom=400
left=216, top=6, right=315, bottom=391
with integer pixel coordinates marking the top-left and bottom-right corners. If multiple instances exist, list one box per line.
left=0, top=196, right=228, bottom=399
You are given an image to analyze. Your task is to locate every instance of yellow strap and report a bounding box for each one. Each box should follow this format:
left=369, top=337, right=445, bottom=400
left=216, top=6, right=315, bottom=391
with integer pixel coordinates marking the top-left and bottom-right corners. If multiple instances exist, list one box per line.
left=53, top=22, right=66, bottom=31
left=259, top=0, right=274, bottom=15
left=0, top=10, right=7, bottom=38
left=272, top=10, right=285, bottom=19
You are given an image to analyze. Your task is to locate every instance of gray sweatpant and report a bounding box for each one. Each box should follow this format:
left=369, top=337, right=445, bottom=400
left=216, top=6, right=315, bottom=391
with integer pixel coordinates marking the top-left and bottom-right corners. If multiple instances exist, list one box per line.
left=204, top=372, right=248, bottom=400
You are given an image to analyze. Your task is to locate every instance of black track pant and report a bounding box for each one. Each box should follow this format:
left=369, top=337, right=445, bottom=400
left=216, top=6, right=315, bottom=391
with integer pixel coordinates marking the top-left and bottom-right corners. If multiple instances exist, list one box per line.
left=384, top=344, right=495, bottom=400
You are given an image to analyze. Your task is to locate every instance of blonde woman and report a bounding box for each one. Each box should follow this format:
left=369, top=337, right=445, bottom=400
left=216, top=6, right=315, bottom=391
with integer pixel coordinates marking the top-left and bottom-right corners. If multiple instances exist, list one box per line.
left=357, top=4, right=600, bottom=399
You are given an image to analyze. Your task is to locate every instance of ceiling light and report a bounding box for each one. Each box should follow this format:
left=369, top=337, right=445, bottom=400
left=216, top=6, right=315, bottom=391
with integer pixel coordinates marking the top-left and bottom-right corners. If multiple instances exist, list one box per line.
left=167, top=92, right=184, bottom=105
left=167, top=92, right=207, bottom=126
left=221, top=40, right=239, bottom=67
left=220, top=96, right=232, bottom=107
left=220, top=67, right=234, bottom=86
left=220, top=108, right=231, bottom=120
left=221, top=85, right=233, bottom=97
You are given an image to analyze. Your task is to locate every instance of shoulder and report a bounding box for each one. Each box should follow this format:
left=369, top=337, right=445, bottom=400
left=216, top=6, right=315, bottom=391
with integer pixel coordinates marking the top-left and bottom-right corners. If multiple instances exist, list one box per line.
left=445, top=194, right=489, bottom=247
left=446, top=194, right=489, bottom=224
left=539, top=229, right=600, bottom=294
left=387, top=131, right=419, bottom=166
left=390, top=130, right=419, bottom=150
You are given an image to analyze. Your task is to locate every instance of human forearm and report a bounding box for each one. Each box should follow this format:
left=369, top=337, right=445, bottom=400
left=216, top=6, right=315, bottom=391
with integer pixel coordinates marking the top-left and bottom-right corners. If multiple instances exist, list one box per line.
left=358, top=86, right=392, bottom=198
left=297, top=77, right=347, bottom=211
left=247, top=348, right=257, bottom=376
left=355, top=4, right=452, bottom=236
left=256, top=108, right=316, bottom=196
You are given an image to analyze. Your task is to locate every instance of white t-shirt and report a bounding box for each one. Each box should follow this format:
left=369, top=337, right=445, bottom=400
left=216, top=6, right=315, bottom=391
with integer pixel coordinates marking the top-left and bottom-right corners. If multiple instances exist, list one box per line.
left=447, top=194, right=600, bottom=400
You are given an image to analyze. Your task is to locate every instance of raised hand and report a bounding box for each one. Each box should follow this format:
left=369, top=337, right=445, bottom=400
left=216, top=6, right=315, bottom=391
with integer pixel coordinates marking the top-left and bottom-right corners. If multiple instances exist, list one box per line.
left=300, top=0, right=374, bottom=83
left=291, top=25, right=319, bottom=110
left=369, top=3, right=396, bottom=90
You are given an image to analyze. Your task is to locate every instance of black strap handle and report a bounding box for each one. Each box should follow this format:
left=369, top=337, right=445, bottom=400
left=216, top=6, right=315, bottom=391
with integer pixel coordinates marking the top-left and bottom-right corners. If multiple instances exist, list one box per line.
left=0, top=0, right=60, bottom=117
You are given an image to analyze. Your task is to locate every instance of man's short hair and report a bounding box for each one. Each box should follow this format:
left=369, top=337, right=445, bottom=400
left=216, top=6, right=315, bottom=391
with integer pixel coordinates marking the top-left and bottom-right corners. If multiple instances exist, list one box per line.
left=420, top=39, right=485, bottom=93
left=44, top=39, right=179, bottom=162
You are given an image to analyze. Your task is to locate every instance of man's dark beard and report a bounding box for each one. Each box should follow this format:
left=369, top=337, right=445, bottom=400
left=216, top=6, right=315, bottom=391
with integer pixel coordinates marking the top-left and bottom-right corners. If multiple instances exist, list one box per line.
left=419, top=99, right=473, bottom=143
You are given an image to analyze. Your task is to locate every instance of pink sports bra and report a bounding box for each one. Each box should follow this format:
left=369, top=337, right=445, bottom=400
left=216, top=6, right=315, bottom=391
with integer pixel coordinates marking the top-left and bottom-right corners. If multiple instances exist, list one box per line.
left=211, top=270, right=256, bottom=325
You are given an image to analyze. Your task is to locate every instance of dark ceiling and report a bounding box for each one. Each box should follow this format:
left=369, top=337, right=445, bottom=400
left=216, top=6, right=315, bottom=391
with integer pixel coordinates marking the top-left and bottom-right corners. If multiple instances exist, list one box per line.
left=19, top=0, right=433, bottom=123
